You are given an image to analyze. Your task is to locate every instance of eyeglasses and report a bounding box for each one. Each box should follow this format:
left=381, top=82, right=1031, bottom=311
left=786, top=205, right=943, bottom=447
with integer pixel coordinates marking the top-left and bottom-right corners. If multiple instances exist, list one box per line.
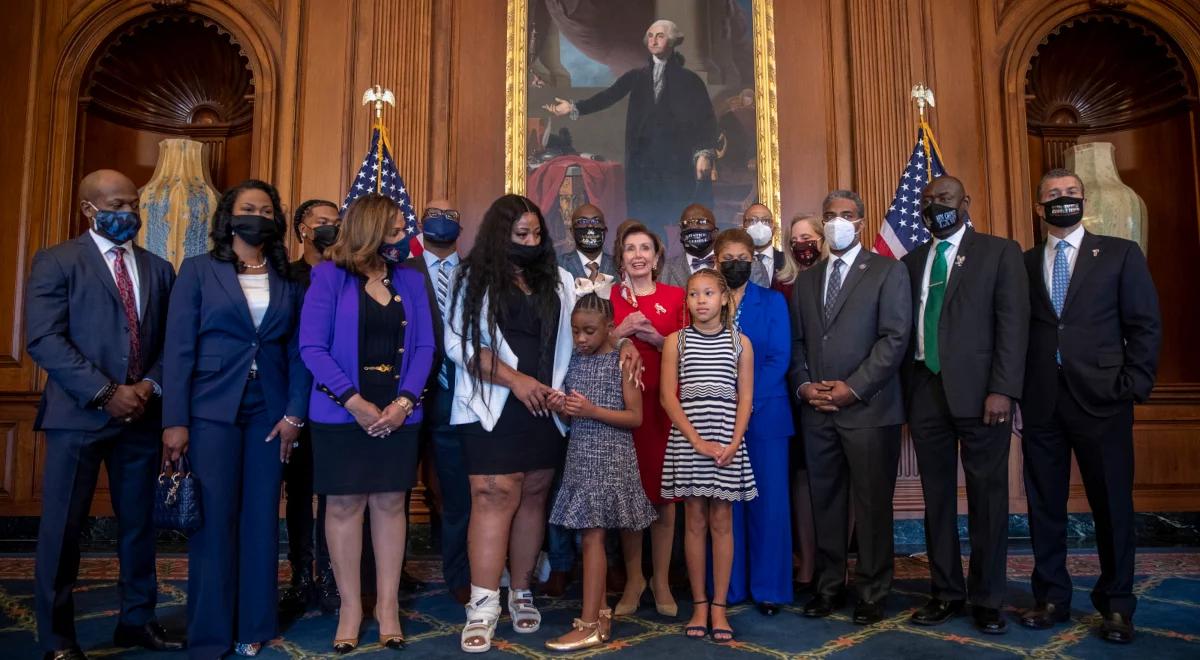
left=822, top=212, right=860, bottom=221
left=744, top=215, right=773, bottom=225
left=681, top=216, right=714, bottom=228
left=573, top=215, right=604, bottom=227
left=423, top=208, right=460, bottom=220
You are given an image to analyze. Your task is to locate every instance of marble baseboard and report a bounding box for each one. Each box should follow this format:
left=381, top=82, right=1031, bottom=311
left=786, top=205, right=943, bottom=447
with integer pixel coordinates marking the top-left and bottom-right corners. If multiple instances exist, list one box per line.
left=0, top=512, right=1195, bottom=555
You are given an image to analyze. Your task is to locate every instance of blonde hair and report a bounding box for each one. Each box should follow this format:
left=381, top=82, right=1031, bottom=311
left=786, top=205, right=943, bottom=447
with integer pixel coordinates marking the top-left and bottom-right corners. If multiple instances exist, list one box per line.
left=324, top=194, right=399, bottom=275
left=777, top=213, right=827, bottom=285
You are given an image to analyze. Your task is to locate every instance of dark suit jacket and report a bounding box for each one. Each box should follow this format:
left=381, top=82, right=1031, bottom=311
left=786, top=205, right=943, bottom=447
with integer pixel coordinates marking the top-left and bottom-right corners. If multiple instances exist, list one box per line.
left=26, top=233, right=176, bottom=431
left=789, top=247, right=912, bottom=429
left=1021, top=231, right=1161, bottom=423
left=405, top=254, right=454, bottom=394
left=901, top=229, right=1029, bottom=418
left=750, top=248, right=784, bottom=287
left=557, top=250, right=616, bottom=280
left=162, top=254, right=310, bottom=428
left=659, top=252, right=767, bottom=289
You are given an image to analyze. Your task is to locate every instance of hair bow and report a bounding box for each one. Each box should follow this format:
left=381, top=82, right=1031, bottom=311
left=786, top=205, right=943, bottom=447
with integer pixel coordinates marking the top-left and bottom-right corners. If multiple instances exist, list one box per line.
left=574, top=276, right=614, bottom=300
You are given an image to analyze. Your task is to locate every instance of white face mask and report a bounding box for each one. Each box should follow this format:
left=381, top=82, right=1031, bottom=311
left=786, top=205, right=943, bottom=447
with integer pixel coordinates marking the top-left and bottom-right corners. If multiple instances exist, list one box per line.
left=746, top=222, right=773, bottom=247
left=823, top=217, right=858, bottom=251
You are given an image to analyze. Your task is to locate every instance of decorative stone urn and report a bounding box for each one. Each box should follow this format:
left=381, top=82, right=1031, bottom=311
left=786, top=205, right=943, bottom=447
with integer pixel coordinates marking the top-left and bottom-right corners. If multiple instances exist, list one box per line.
left=1066, top=142, right=1148, bottom=255
left=138, top=138, right=219, bottom=268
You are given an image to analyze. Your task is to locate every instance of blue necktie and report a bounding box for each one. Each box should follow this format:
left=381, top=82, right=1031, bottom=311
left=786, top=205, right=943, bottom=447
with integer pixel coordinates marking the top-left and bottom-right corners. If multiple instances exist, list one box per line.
left=436, top=259, right=452, bottom=388
left=1051, top=240, right=1070, bottom=364
left=690, top=255, right=714, bottom=271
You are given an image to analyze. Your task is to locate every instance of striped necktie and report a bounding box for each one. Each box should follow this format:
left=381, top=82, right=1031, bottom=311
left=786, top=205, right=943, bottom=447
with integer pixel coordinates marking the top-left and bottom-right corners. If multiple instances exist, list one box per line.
left=436, top=259, right=452, bottom=388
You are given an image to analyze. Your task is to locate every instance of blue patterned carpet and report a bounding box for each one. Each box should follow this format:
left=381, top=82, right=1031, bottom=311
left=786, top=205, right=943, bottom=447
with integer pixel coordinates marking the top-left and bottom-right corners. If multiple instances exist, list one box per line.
left=1, top=552, right=1197, bottom=658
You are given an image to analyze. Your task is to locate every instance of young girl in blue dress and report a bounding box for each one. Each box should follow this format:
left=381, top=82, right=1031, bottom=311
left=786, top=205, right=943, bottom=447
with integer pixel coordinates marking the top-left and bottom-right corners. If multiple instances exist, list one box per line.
left=545, top=293, right=655, bottom=651
left=660, top=268, right=757, bottom=643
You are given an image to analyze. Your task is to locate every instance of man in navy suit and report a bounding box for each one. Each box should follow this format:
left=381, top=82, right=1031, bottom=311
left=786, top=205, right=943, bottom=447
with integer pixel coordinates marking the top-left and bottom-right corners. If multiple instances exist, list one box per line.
left=25, top=170, right=183, bottom=660
left=1019, top=168, right=1161, bottom=644
left=743, top=203, right=784, bottom=287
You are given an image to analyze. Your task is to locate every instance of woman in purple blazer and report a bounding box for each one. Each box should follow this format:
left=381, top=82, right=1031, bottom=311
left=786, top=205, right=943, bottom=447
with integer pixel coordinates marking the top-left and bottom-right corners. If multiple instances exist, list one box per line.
left=299, top=194, right=435, bottom=652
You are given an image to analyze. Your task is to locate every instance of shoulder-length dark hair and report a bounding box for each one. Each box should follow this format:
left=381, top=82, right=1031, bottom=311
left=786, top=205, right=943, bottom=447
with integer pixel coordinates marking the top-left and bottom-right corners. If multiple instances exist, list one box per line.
left=210, top=179, right=290, bottom=277
left=452, top=194, right=559, bottom=395
left=324, top=193, right=398, bottom=275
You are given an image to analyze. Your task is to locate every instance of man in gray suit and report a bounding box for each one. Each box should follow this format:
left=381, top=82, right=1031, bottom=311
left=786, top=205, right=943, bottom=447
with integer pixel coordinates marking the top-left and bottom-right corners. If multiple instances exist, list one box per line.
left=660, top=203, right=766, bottom=287
left=557, top=204, right=616, bottom=281
left=789, top=190, right=911, bottom=625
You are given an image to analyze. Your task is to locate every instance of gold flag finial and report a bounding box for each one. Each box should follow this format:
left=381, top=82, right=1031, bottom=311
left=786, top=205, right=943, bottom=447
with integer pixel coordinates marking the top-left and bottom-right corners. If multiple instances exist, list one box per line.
left=361, top=85, right=396, bottom=122
left=911, top=83, right=935, bottom=121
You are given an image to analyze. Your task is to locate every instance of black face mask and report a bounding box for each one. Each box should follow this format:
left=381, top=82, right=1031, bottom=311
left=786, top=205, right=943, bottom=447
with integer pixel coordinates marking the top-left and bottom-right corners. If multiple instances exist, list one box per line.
left=508, top=241, right=544, bottom=268
left=681, top=228, right=715, bottom=257
left=310, top=224, right=339, bottom=252
left=230, top=214, right=277, bottom=247
left=573, top=227, right=606, bottom=253
left=1042, top=196, right=1084, bottom=228
left=719, top=260, right=753, bottom=289
left=922, top=202, right=962, bottom=237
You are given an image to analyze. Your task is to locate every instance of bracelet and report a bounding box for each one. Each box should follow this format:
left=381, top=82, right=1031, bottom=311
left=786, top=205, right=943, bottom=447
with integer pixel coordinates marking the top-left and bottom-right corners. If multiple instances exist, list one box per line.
left=615, top=337, right=632, bottom=349
left=393, top=397, right=414, bottom=412
left=282, top=416, right=305, bottom=428
left=94, top=382, right=118, bottom=410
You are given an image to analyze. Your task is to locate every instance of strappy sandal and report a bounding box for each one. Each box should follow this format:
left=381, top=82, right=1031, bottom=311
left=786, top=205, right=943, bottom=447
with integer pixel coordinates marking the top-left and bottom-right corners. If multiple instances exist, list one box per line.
left=508, top=588, right=542, bottom=634
left=684, top=600, right=709, bottom=639
left=710, top=602, right=735, bottom=643
left=598, top=607, right=613, bottom=642
left=461, top=588, right=501, bottom=653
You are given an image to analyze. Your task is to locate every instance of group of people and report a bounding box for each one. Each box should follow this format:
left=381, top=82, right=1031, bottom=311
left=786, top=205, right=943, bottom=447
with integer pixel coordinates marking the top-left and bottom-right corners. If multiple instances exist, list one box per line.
left=26, top=163, right=1160, bottom=660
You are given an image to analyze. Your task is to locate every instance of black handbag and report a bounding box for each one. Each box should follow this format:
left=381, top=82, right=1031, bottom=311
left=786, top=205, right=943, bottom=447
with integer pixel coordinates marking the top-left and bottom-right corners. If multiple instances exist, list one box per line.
left=154, top=455, right=202, bottom=534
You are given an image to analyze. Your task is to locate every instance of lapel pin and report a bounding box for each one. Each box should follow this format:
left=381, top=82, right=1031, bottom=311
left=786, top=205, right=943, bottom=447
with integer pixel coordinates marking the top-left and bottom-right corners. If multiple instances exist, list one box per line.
left=1092, top=248, right=1100, bottom=257
left=858, top=263, right=867, bottom=270
left=654, top=303, right=667, bottom=315
left=955, top=255, right=966, bottom=267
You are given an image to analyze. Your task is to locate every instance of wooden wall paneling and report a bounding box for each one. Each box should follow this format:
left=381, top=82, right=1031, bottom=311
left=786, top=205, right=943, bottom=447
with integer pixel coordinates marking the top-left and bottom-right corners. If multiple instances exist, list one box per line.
left=426, top=0, right=455, bottom=200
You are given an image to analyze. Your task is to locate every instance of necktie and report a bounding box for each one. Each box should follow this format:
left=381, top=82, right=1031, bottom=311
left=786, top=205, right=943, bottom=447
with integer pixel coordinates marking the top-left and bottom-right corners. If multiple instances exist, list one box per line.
left=436, top=259, right=452, bottom=388
left=755, top=252, right=768, bottom=266
left=690, top=255, right=714, bottom=271
left=1051, top=240, right=1070, bottom=365
left=111, top=247, right=142, bottom=382
left=823, top=258, right=843, bottom=325
left=586, top=261, right=599, bottom=282
left=922, top=241, right=953, bottom=374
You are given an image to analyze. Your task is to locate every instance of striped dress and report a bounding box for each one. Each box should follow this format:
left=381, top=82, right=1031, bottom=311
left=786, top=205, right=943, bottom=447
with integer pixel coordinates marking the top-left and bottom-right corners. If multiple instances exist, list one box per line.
left=660, top=324, right=758, bottom=502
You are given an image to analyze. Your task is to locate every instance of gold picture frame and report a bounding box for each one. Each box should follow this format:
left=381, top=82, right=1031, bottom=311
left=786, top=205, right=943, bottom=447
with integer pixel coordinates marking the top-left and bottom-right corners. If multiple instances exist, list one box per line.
left=504, top=0, right=782, bottom=234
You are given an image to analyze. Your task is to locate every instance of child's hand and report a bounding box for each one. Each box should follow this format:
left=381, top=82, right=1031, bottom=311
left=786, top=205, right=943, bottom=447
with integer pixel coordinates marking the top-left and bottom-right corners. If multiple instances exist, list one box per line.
left=693, top=439, right=725, bottom=461
left=545, top=388, right=567, bottom=413
left=716, top=442, right=738, bottom=467
left=562, top=389, right=594, bottom=418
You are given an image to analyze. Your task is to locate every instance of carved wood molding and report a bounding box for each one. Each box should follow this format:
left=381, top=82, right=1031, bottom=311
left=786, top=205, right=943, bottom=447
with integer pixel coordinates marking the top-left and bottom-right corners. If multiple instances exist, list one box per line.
left=82, top=12, right=254, bottom=134
left=1026, top=12, right=1196, bottom=135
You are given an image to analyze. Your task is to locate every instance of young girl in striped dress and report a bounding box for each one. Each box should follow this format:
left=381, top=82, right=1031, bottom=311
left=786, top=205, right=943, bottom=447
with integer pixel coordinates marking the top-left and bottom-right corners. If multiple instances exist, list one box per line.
left=660, top=268, right=757, bottom=643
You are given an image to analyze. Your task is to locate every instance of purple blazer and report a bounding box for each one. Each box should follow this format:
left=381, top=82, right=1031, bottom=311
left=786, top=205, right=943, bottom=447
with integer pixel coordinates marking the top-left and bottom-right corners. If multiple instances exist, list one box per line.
left=299, top=260, right=435, bottom=425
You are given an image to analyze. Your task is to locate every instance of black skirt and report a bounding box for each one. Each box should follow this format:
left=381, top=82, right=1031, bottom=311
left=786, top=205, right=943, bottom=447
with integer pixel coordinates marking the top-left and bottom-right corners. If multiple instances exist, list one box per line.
left=311, top=423, right=419, bottom=495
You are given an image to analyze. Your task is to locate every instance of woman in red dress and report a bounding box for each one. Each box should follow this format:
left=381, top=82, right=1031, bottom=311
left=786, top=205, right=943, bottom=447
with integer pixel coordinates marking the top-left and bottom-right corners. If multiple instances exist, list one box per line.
left=609, top=220, right=687, bottom=617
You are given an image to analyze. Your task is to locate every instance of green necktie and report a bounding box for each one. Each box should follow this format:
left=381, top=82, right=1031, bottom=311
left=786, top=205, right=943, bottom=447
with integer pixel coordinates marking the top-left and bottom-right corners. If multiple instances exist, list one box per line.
left=923, top=241, right=953, bottom=374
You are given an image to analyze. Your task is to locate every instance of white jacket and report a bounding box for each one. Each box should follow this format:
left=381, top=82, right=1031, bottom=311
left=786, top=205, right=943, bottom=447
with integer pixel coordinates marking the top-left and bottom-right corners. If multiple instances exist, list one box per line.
left=444, top=267, right=576, bottom=434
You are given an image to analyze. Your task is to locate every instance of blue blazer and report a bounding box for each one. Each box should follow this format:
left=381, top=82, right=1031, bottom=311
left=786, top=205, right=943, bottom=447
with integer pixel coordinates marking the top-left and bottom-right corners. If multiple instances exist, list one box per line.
left=25, top=233, right=176, bottom=431
left=162, top=254, right=310, bottom=428
left=737, top=283, right=794, bottom=439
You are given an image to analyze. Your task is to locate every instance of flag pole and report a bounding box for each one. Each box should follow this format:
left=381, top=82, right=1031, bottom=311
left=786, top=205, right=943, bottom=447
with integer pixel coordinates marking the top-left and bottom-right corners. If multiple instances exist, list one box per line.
left=362, top=85, right=396, bottom=195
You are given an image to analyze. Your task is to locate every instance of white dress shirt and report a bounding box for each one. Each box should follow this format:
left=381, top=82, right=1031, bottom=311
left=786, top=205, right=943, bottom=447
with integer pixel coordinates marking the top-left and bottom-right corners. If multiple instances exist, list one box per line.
left=1043, top=224, right=1084, bottom=297
left=652, top=55, right=667, bottom=97
left=823, top=242, right=862, bottom=305
left=88, top=230, right=141, bottom=319
left=916, top=224, right=966, bottom=360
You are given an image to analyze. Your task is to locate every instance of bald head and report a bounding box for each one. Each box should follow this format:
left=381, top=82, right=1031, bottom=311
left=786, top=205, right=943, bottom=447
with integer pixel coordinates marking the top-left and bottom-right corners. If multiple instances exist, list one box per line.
left=79, top=169, right=138, bottom=219
left=571, top=204, right=604, bottom=227
left=426, top=198, right=455, bottom=212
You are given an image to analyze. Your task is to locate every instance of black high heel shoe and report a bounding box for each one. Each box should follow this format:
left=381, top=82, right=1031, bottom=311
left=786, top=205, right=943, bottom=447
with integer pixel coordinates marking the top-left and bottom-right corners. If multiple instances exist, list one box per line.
left=710, top=602, right=735, bottom=643
left=684, top=600, right=709, bottom=639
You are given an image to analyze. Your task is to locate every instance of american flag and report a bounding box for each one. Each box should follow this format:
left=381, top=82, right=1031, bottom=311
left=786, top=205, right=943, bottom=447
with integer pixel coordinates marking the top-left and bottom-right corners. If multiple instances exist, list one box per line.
left=873, top=123, right=969, bottom=258
left=342, top=123, right=419, bottom=237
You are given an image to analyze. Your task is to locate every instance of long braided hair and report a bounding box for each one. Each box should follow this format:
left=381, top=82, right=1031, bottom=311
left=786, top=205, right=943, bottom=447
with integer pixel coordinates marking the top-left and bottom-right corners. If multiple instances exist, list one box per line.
left=683, top=268, right=740, bottom=353
left=452, top=194, right=560, bottom=399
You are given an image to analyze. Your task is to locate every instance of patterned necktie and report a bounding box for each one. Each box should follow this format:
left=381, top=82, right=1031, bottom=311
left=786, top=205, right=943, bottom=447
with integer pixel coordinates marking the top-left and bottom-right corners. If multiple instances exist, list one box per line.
left=436, top=259, right=452, bottom=388
left=823, top=258, right=844, bottom=324
left=586, top=261, right=600, bottom=282
left=690, top=255, right=714, bottom=271
left=1051, top=240, right=1070, bottom=365
left=111, top=247, right=142, bottom=382
left=755, top=252, right=768, bottom=266
left=922, top=241, right=953, bottom=374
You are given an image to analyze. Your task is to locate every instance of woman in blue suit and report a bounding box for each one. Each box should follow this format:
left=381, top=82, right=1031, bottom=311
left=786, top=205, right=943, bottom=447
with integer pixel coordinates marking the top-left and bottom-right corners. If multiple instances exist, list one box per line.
left=712, top=228, right=794, bottom=614
left=162, top=179, right=311, bottom=659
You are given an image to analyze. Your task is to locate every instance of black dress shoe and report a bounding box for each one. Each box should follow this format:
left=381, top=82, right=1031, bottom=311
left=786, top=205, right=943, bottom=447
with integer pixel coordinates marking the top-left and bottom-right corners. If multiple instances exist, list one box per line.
left=910, top=598, right=965, bottom=626
left=852, top=601, right=885, bottom=625
left=1100, top=612, right=1134, bottom=644
left=802, top=592, right=846, bottom=618
left=757, top=602, right=780, bottom=616
left=113, top=621, right=185, bottom=651
left=972, top=606, right=1008, bottom=634
left=1019, top=602, right=1071, bottom=629
left=44, top=647, right=87, bottom=660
